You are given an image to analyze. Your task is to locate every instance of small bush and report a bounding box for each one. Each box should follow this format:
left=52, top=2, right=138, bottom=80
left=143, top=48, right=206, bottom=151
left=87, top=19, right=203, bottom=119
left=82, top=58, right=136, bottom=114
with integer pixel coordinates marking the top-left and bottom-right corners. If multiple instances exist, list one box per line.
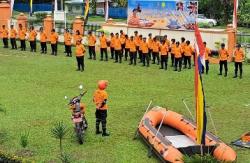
left=20, top=131, right=29, bottom=148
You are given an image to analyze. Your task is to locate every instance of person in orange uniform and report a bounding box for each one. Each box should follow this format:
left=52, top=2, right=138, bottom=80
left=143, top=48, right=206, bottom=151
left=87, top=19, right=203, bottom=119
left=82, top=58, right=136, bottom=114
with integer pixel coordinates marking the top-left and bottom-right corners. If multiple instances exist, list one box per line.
left=174, top=42, right=183, bottom=72
left=233, top=44, right=245, bottom=79
left=129, top=36, right=137, bottom=65
left=50, top=29, right=58, bottom=56
left=29, top=26, right=37, bottom=52
left=64, top=29, right=72, bottom=57
left=170, top=39, right=176, bottom=67
left=134, top=31, right=140, bottom=56
left=202, top=42, right=211, bottom=74
left=160, top=40, right=169, bottom=70
left=141, top=37, right=149, bottom=67
left=183, top=40, right=193, bottom=69
left=18, top=24, right=26, bottom=51
left=99, top=31, right=108, bottom=61
left=1, top=25, right=9, bottom=48
left=75, top=40, right=86, bottom=72
left=88, top=31, right=96, bottom=60
left=218, top=43, right=229, bottom=77
left=120, top=30, right=126, bottom=56
left=124, top=35, right=130, bottom=61
left=180, top=37, right=186, bottom=60
left=40, top=27, right=47, bottom=54
left=163, top=35, right=171, bottom=47
left=74, top=30, right=82, bottom=45
left=114, top=33, right=122, bottom=63
left=93, top=80, right=110, bottom=136
left=9, top=25, right=17, bottom=49
left=148, top=33, right=153, bottom=60
left=138, top=35, right=143, bottom=62
left=110, top=33, right=115, bottom=59
left=152, top=37, right=160, bottom=65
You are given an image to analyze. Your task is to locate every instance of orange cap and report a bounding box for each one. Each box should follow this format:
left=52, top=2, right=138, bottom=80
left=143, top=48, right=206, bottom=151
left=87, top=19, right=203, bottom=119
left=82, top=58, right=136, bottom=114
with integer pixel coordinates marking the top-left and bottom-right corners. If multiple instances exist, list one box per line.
left=98, top=80, right=108, bottom=90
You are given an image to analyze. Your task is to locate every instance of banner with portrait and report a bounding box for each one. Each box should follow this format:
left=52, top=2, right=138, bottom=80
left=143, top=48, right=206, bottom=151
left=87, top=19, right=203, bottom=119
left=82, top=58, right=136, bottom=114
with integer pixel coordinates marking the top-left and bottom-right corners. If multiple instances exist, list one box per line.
left=127, top=0, right=198, bottom=30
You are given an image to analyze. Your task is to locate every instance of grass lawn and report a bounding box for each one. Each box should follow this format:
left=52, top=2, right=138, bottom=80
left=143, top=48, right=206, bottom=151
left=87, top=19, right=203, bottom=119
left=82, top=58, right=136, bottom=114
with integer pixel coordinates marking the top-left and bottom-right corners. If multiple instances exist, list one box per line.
left=0, top=41, right=250, bottom=163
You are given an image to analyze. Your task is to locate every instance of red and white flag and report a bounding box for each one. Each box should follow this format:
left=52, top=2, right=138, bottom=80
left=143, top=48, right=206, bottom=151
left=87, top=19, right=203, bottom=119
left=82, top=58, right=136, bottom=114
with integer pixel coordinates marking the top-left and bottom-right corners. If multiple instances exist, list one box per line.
left=233, top=0, right=239, bottom=29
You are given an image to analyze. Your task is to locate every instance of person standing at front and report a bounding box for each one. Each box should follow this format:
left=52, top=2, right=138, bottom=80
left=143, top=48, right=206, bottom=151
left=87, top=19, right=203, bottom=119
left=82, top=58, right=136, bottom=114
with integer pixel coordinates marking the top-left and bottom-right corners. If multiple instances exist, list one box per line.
left=129, top=36, right=137, bottom=65
left=202, top=42, right=211, bottom=74
left=93, top=80, right=110, bottom=137
left=152, top=37, right=160, bottom=65
left=183, top=40, right=193, bottom=69
left=99, top=31, right=108, bottom=61
left=29, top=26, right=37, bottom=52
left=50, top=29, right=59, bottom=56
left=9, top=25, right=17, bottom=49
left=218, top=43, right=229, bottom=77
left=233, top=44, right=245, bottom=79
left=124, top=35, right=130, bottom=61
left=75, top=40, right=86, bottom=72
left=88, top=31, right=96, bottom=60
left=120, top=30, right=126, bottom=56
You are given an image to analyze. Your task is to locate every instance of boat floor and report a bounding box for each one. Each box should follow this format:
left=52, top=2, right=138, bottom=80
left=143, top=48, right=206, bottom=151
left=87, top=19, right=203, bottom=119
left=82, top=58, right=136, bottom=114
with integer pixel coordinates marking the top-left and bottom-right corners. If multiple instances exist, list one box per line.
left=159, top=125, right=196, bottom=148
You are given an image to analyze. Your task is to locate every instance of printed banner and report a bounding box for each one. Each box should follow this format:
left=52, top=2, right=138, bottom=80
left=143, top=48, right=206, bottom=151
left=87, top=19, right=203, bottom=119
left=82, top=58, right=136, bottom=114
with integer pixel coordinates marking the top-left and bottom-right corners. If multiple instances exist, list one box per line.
left=127, top=0, right=198, bottom=30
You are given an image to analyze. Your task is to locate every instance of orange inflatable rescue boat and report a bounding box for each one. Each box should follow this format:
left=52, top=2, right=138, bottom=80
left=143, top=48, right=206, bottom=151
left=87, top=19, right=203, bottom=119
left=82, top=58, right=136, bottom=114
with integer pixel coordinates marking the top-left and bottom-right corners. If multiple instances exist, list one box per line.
left=137, top=107, right=237, bottom=163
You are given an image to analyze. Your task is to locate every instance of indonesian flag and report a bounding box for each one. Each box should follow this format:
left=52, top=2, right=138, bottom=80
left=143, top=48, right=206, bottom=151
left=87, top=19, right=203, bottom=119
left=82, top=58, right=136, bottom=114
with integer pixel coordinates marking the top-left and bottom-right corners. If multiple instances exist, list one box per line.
left=233, top=0, right=239, bottom=29
left=194, top=24, right=207, bottom=145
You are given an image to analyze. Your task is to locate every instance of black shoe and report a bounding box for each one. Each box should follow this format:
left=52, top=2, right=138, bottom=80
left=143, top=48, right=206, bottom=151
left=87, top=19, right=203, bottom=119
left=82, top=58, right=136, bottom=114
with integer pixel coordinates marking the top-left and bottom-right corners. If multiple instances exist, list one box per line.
left=102, top=132, right=110, bottom=137
left=76, top=69, right=80, bottom=71
left=183, top=66, right=187, bottom=69
left=218, top=73, right=222, bottom=76
left=224, top=74, right=227, bottom=77
left=96, top=130, right=102, bottom=135
left=188, top=67, right=191, bottom=69
left=240, top=76, right=242, bottom=79
left=100, top=59, right=103, bottom=61
left=233, top=76, right=237, bottom=78
left=159, top=67, right=163, bottom=69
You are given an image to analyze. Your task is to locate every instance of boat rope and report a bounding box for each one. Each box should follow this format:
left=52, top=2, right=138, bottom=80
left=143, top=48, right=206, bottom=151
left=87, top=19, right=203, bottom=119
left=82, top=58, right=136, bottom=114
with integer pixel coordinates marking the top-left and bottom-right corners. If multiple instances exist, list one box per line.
left=207, top=106, right=218, bottom=136
left=134, top=100, right=153, bottom=139
left=182, top=98, right=195, bottom=121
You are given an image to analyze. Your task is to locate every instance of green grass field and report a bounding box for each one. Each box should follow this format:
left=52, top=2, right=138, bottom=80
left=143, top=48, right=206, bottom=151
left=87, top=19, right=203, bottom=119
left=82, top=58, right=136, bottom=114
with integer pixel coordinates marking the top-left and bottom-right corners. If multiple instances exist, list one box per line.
left=0, top=41, right=250, bottom=163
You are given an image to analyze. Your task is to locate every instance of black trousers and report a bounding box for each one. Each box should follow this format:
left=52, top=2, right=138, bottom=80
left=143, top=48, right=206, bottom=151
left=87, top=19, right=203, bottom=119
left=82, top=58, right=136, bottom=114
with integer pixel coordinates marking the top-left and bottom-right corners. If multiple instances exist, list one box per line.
left=183, top=56, right=191, bottom=68
left=171, top=53, right=175, bottom=66
left=30, top=41, right=36, bottom=52
left=142, top=53, right=150, bottom=66
left=219, top=60, right=228, bottom=74
left=76, top=56, right=84, bottom=70
left=110, top=47, right=114, bottom=59
left=175, top=57, right=182, bottom=71
left=129, top=51, right=137, bottom=65
left=88, top=46, right=96, bottom=59
left=138, top=50, right=142, bottom=62
left=3, top=38, right=8, bottom=48
left=40, top=42, right=47, bottom=53
left=10, top=38, right=17, bottom=49
left=152, top=52, right=160, bottom=64
left=121, top=44, right=125, bottom=56
left=125, top=48, right=129, bottom=60
left=20, top=40, right=26, bottom=51
left=202, top=60, right=209, bottom=74
left=95, top=109, right=107, bottom=131
left=148, top=49, right=152, bottom=60
left=115, top=50, right=122, bottom=63
left=235, top=62, right=243, bottom=77
left=51, top=43, right=57, bottom=55
left=160, top=55, right=168, bottom=69
left=65, top=45, right=72, bottom=56
left=100, top=48, right=108, bottom=60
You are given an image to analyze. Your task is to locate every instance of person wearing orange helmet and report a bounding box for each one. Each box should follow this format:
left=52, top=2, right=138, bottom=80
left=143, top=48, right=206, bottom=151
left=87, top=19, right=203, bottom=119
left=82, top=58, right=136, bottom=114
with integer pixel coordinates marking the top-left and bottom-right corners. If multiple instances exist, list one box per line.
left=93, top=80, right=109, bottom=136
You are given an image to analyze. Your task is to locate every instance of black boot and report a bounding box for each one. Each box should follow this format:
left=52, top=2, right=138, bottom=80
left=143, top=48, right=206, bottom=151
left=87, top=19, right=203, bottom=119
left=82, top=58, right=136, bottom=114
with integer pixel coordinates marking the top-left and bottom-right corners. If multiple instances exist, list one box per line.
left=96, top=127, right=102, bottom=135
left=224, top=71, right=227, bottom=77
left=102, top=129, right=110, bottom=137
left=233, top=71, right=237, bottom=78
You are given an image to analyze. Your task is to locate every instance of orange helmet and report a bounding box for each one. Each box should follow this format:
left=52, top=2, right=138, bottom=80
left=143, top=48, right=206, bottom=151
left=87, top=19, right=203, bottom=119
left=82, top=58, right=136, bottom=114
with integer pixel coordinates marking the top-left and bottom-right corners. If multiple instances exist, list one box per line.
left=98, top=80, right=108, bottom=90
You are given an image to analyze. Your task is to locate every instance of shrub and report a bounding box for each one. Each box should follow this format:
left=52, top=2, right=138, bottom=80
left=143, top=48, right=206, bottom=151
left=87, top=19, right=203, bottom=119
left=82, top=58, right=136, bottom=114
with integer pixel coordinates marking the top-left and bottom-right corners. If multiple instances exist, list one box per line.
left=0, top=150, right=33, bottom=163
left=20, top=131, right=29, bottom=148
